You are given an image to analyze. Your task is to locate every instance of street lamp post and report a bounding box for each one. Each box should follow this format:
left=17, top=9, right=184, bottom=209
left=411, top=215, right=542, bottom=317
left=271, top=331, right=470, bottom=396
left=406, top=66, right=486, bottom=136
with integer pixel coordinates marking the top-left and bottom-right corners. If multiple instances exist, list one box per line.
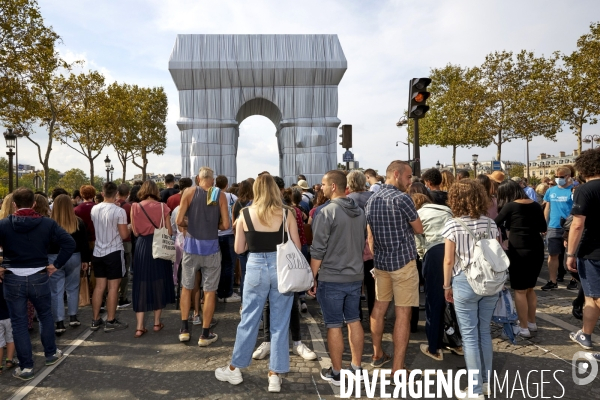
left=436, top=160, right=441, bottom=170
left=396, top=141, right=410, bottom=161
left=34, top=171, right=43, bottom=190
left=472, top=154, right=479, bottom=177
left=4, top=129, right=17, bottom=193
left=396, top=117, right=411, bottom=161
left=110, top=164, right=114, bottom=182
left=104, top=155, right=111, bottom=182
left=583, top=135, right=600, bottom=149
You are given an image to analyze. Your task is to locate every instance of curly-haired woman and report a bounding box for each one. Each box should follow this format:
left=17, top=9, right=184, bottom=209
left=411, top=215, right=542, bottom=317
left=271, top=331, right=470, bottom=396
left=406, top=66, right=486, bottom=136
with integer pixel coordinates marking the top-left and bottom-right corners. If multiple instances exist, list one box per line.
left=442, top=179, right=502, bottom=399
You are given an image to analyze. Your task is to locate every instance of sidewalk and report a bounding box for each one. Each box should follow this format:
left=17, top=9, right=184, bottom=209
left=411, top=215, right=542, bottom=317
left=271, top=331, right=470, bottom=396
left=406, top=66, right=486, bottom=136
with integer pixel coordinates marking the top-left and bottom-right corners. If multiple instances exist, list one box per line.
left=1, top=262, right=599, bottom=399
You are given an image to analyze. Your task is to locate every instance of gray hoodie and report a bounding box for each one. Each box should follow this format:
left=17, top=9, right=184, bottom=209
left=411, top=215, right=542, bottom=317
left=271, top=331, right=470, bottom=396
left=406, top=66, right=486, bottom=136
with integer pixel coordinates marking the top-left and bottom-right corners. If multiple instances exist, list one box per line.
left=310, top=197, right=367, bottom=283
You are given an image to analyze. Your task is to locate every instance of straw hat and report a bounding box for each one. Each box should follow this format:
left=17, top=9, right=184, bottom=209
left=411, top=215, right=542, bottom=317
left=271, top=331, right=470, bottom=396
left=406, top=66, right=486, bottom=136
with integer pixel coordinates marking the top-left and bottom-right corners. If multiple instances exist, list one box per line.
left=297, top=180, right=310, bottom=190
left=488, top=171, right=505, bottom=183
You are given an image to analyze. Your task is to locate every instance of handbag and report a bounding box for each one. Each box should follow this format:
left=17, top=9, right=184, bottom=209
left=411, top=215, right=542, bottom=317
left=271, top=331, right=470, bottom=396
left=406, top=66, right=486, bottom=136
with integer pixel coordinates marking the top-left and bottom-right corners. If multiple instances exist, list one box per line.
left=139, top=202, right=176, bottom=262
left=276, top=208, right=314, bottom=293
left=78, top=270, right=90, bottom=307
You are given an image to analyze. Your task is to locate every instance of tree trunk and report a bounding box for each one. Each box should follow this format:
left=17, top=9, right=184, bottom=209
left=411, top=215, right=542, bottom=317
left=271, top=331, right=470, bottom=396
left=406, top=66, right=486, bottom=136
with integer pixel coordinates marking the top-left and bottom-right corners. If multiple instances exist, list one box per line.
left=452, top=145, right=457, bottom=178
left=496, top=130, right=502, bottom=161
left=43, top=121, right=55, bottom=194
left=141, top=148, right=147, bottom=181
left=576, top=124, right=583, bottom=155
left=89, top=160, right=95, bottom=186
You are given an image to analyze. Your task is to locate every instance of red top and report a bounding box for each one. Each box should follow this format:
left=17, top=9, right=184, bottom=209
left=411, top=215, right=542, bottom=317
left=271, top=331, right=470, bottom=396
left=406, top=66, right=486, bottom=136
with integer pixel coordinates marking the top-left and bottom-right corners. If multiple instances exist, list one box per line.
left=116, top=199, right=132, bottom=242
left=166, top=193, right=182, bottom=212
left=131, top=200, right=171, bottom=236
left=293, top=207, right=307, bottom=246
left=74, top=201, right=96, bottom=241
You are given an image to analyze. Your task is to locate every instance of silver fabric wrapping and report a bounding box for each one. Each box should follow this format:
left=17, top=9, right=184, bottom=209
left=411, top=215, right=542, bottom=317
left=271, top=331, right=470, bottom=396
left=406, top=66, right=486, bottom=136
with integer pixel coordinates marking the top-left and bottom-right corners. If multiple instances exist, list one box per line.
left=168, top=34, right=347, bottom=186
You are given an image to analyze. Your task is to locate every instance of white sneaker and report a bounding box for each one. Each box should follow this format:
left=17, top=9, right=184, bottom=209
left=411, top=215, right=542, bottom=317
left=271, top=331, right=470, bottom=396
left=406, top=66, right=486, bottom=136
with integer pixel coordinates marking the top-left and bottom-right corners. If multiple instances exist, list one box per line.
left=268, top=373, right=282, bottom=392
left=528, top=322, right=538, bottom=332
left=192, top=315, right=202, bottom=325
left=293, top=342, right=317, bottom=360
left=224, top=293, right=242, bottom=303
left=455, top=388, right=485, bottom=400
left=252, top=342, right=271, bottom=360
left=518, top=327, right=531, bottom=338
left=215, top=365, right=244, bottom=385
left=482, top=383, right=490, bottom=396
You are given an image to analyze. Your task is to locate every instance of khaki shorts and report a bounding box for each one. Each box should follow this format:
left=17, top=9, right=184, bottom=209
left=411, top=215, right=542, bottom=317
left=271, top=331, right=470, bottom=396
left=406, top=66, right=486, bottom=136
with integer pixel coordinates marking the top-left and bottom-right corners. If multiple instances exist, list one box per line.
left=373, top=260, right=419, bottom=307
left=181, top=251, right=222, bottom=291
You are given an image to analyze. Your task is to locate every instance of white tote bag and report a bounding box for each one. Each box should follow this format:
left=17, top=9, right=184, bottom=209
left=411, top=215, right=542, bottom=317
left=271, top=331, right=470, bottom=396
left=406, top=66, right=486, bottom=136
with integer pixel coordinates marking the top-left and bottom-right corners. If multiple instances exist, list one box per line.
left=139, top=203, right=176, bottom=262
left=276, top=208, right=314, bottom=293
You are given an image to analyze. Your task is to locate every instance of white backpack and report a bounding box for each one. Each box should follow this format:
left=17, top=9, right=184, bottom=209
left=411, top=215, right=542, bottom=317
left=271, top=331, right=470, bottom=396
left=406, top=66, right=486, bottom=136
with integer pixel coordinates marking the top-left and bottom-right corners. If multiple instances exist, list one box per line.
left=454, top=218, right=509, bottom=296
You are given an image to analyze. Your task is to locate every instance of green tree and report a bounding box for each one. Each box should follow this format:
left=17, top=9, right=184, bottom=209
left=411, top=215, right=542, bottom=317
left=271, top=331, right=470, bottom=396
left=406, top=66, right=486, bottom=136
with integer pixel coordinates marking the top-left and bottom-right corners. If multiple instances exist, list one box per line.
left=415, top=64, right=491, bottom=175
left=478, top=51, right=561, bottom=162
left=107, top=82, right=138, bottom=181
left=93, top=176, right=105, bottom=193
left=508, top=164, right=524, bottom=179
left=0, top=0, right=59, bottom=108
left=58, top=168, right=89, bottom=194
left=56, top=71, right=110, bottom=186
left=0, top=0, right=77, bottom=194
left=130, top=87, right=168, bottom=181
left=557, top=22, right=600, bottom=154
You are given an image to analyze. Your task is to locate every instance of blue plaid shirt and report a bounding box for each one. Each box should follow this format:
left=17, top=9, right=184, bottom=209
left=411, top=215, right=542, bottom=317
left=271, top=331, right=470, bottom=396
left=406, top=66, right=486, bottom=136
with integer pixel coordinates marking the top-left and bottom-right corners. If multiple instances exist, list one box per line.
left=364, top=184, right=419, bottom=271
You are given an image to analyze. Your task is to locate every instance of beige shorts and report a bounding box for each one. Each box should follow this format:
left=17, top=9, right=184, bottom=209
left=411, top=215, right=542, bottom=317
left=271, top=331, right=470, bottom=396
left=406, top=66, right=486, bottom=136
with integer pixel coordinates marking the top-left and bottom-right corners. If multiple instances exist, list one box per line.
left=373, top=260, right=419, bottom=307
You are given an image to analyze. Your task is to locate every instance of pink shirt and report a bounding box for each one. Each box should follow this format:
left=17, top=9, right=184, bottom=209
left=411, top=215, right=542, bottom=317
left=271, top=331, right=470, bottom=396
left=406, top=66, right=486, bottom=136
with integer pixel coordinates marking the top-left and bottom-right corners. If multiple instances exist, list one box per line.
left=131, top=200, right=171, bottom=236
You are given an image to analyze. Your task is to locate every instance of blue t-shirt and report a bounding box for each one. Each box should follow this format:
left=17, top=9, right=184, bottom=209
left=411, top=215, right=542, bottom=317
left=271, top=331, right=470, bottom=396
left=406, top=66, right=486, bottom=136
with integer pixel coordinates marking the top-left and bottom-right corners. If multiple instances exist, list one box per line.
left=543, top=185, right=573, bottom=228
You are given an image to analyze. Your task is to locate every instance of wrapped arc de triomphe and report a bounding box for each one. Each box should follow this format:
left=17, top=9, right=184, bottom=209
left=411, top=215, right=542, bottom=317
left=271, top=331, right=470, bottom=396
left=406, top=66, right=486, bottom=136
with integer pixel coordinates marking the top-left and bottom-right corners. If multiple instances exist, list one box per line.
left=168, top=34, right=347, bottom=187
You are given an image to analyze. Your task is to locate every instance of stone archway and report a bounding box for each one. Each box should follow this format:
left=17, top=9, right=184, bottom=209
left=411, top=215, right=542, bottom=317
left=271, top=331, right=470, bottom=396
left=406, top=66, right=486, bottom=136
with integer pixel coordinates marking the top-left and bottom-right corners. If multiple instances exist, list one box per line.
left=168, top=34, right=347, bottom=186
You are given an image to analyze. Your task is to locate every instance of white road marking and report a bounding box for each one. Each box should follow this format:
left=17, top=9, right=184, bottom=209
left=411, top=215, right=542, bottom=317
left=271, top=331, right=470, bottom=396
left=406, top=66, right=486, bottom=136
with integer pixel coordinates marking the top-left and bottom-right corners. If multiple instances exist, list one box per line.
left=8, top=316, right=106, bottom=400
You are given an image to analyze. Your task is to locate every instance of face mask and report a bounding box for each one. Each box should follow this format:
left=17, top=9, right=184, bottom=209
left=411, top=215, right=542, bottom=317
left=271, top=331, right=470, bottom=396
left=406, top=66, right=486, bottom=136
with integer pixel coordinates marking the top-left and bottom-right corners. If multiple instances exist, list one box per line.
left=555, top=178, right=566, bottom=186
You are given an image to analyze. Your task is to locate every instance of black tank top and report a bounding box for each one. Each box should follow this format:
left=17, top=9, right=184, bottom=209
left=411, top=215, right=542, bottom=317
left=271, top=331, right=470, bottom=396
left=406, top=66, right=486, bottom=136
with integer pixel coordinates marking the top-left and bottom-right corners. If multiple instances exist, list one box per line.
left=243, top=208, right=287, bottom=253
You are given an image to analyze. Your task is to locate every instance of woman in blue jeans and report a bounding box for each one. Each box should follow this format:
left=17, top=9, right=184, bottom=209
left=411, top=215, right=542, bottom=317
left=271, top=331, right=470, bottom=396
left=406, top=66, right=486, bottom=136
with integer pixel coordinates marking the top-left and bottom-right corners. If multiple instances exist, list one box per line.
left=215, top=174, right=302, bottom=393
left=48, top=195, right=91, bottom=335
left=442, top=179, right=501, bottom=400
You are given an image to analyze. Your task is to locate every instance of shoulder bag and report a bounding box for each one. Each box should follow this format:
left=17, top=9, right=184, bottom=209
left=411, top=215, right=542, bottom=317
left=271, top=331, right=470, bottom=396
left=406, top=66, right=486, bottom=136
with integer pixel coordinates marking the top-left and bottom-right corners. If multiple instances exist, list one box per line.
left=276, top=208, right=313, bottom=293
left=139, top=202, right=176, bottom=262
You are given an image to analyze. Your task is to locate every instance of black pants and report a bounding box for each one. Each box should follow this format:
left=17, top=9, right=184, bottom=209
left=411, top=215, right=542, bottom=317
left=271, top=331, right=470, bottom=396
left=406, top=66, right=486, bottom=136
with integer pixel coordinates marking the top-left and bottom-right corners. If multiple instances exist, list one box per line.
left=423, top=244, right=446, bottom=353
left=359, top=260, right=376, bottom=321
left=264, top=293, right=301, bottom=342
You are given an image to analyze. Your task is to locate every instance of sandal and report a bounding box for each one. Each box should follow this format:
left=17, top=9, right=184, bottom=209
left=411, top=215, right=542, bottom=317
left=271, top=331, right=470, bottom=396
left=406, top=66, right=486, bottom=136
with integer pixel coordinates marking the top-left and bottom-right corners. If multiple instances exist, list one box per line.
left=134, top=328, right=148, bottom=338
left=5, top=358, right=17, bottom=369
left=153, top=323, right=164, bottom=332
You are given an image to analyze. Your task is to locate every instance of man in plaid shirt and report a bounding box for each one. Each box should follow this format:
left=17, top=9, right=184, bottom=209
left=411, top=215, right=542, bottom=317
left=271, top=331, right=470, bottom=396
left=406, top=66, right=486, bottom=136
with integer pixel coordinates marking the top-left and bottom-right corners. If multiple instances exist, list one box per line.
left=364, top=160, right=423, bottom=374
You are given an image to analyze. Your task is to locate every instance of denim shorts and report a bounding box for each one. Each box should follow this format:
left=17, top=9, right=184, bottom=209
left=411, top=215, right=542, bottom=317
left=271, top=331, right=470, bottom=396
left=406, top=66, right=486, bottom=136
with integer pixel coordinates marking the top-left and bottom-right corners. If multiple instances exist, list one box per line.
left=546, top=228, right=564, bottom=256
left=579, top=258, right=600, bottom=298
left=317, top=280, right=362, bottom=328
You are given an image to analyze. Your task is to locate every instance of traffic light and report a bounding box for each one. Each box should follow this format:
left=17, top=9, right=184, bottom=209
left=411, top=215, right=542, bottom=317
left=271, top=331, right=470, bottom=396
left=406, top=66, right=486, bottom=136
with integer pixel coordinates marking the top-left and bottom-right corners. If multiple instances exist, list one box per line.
left=339, top=124, right=352, bottom=149
left=408, top=78, right=431, bottom=119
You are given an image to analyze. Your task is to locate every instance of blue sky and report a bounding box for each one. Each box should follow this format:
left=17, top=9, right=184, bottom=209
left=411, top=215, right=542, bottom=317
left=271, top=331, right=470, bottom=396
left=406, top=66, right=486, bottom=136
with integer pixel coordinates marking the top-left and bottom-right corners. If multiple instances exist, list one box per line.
left=12, top=0, right=600, bottom=180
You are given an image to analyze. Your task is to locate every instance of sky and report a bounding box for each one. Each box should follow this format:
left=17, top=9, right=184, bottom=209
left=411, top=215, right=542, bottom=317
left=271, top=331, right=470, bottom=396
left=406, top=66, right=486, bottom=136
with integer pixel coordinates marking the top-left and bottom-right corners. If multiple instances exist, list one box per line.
left=9, top=0, right=600, bottom=181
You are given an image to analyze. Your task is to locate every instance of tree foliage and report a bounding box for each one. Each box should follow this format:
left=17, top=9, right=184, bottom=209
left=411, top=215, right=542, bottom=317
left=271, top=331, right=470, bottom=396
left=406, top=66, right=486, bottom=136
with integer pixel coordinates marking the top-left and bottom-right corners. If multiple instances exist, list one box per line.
left=58, top=168, right=88, bottom=194
left=129, top=86, right=168, bottom=181
left=557, top=22, right=600, bottom=154
left=415, top=64, right=491, bottom=175
left=478, top=50, right=561, bottom=161
left=56, top=71, right=110, bottom=186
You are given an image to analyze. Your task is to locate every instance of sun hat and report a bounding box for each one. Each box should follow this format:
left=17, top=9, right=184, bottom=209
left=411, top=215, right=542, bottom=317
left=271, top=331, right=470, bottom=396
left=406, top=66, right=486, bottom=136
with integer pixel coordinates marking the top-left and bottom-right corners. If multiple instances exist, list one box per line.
left=488, top=171, right=505, bottom=183
left=297, top=180, right=310, bottom=190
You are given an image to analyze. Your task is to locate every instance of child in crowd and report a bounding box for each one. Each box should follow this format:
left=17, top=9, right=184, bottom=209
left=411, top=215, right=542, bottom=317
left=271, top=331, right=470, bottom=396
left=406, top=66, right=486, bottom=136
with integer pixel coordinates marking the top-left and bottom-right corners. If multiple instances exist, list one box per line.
left=0, top=281, right=17, bottom=373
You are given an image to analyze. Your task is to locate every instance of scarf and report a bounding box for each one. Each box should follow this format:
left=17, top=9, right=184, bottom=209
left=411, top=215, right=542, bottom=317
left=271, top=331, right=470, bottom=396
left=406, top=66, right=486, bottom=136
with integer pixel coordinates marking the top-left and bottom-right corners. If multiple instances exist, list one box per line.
left=13, top=208, right=43, bottom=218
left=207, top=187, right=220, bottom=206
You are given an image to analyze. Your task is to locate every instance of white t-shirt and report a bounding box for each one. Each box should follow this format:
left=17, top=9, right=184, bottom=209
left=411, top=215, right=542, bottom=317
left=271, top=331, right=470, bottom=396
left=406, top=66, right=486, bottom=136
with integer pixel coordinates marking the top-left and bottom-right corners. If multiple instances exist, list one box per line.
left=91, top=202, right=127, bottom=257
left=369, top=183, right=381, bottom=193
left=218, top=192, right=238, bottom=236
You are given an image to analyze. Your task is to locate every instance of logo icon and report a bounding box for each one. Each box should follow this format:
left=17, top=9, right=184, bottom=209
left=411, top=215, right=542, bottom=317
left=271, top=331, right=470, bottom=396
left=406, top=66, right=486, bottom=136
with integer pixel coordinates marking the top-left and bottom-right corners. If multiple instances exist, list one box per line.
left=572, top=351, right=598, bottom=385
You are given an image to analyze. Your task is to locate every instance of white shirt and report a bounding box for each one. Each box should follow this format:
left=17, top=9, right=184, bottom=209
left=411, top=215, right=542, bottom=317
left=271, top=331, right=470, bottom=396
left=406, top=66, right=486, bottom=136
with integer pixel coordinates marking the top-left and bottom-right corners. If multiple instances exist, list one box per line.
left=218, top=192, right=238, bottom=236
left=369, top=183, right=381, bottom=193
left=91, top=202, right=127, bottom=257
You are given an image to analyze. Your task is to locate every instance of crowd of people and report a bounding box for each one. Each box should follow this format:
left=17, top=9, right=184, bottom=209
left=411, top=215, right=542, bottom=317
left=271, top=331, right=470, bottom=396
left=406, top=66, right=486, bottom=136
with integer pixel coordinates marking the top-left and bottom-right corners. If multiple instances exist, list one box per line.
left=0, top=149, right=599, bottom=399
